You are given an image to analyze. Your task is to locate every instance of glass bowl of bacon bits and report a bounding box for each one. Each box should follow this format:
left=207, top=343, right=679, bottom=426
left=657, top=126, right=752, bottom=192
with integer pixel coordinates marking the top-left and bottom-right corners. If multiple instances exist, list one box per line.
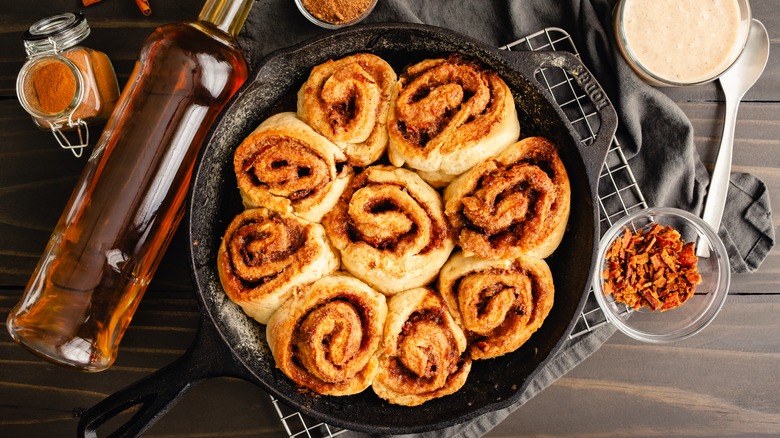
left=593, top=207, right=731, bottom=343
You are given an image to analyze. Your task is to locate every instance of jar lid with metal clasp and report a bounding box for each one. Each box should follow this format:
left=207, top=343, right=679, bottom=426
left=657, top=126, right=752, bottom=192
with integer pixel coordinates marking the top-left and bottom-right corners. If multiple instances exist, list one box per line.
left=16, top=12, right=120, bottom=157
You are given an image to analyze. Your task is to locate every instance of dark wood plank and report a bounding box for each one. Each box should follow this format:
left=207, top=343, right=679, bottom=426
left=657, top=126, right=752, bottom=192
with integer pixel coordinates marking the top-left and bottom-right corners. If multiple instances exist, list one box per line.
left=683, top=102, right=780, bottom=166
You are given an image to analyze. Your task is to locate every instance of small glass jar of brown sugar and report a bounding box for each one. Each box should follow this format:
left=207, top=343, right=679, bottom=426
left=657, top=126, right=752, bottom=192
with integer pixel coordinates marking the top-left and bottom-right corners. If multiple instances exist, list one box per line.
left=16, top=13, right=120, bottom=157
left=295, top=0, right=378, bottom=29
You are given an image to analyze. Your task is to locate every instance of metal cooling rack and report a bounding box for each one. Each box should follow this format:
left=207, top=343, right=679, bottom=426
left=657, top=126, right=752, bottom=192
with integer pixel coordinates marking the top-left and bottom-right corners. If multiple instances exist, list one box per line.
left=503, top=27, right=647, bottom=337
left=271, top=27, right=647, bottom=437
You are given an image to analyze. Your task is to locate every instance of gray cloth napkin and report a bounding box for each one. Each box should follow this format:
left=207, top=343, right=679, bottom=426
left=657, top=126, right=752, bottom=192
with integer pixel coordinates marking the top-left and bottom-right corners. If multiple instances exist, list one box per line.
left=721, top=173, right=774, bottom=273
left=237, top=0, right=774, bottom=435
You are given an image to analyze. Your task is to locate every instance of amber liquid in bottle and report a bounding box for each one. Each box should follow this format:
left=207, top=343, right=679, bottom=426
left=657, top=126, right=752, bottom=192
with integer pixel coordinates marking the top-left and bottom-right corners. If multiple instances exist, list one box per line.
left=7, top=1, right=252, bottom=371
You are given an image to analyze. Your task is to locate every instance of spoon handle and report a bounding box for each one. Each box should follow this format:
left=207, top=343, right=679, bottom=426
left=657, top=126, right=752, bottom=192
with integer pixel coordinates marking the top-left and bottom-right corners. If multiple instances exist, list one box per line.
left=699, top=94, right=739, bottom=256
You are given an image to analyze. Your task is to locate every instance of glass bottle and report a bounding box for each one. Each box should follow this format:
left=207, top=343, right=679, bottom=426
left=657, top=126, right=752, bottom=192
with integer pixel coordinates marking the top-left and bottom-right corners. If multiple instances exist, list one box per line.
left=16, top=12, right=120, bottom=157
left=7, top=0, right=255, bottom=371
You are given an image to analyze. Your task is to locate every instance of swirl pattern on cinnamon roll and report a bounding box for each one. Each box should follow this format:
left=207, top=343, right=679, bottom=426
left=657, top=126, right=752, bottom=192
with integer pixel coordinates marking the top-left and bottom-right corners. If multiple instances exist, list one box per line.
left=444, top=136, right=571, bottom=259
left=298, top=53, right=397, bottom=167
left=438, top=251, right=554, bottom=360
left=372, top=287, right=471, bottom=406
left=266, top=273, right=387, bottom=396
left=233, top=112, right=353, bottom=223
left=322, top=165, right=455, bottom=295
left=217, top=208, right=339, bottom=324
left=387, top=56, right=520, bottom=188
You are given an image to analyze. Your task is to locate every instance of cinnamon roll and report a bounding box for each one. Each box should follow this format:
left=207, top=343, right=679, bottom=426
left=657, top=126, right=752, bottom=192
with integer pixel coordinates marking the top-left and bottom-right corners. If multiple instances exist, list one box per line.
left=387, top=56, right=520, bottom=188
left=322, top=165, right=455, bottom=295
left=444, top=136, right=571, bottom=259
left=217, top=208, right=339, bottom=324
left=266, top=273, right=387, bottom=396
left=372, top=287, right=471, bottom=406
left=298, top=53, right=397, bottom=167
left=233, top=112, right=353, bottom=223
left=437, top=251, right=555, bottom=360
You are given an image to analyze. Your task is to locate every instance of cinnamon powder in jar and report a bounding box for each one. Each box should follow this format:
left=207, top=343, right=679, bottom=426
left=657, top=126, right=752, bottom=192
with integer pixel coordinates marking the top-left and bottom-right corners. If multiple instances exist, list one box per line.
left=301, top=0, right=373, bottom=24
left=31, top=60, right=77, bottom=114
left=21, top=48, right=119, bottom=130
left=18, top=13, right=120, bottom=130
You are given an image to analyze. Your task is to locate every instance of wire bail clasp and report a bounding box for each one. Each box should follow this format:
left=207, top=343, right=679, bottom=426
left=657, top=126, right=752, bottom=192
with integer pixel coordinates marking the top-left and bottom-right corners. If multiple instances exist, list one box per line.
left=49, top=117, right=89, bottom=158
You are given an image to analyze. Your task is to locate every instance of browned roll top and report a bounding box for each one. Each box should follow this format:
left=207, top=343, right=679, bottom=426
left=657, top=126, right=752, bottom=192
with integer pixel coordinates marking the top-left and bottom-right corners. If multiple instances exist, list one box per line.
left=322, top=165, right=454, bottom=295
left=328, top=170, right=446, bottom=253
left=438, top=252, right=554, bottom=360
left=298, top=53, right=396, bottom=167
left=444, top=136, right=571, bottom=260
left=392, top=56, right=505, bottom=151
left=233, top=112, right=352, bottom=223
left=295, top=300, right=364, bottom=382
left=221, top=211, right=308, bottom=287
left=217, top=208, right=339, bottom=324
left=291, top=294, right=378, bottom=385
left=266, top=274, right=387, bottom=396
left=387, top=55, right=520, bottom=188
left=384, top=308, right=464, bottom=394
left=237, top=135, right=331, bottom=202
left=372, top=287, right=470, bottom=406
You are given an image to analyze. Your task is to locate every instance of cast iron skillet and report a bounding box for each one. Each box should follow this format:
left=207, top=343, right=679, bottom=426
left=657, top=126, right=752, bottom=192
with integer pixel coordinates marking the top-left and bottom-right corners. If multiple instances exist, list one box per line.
left=78, top=23, right=617, bottom=437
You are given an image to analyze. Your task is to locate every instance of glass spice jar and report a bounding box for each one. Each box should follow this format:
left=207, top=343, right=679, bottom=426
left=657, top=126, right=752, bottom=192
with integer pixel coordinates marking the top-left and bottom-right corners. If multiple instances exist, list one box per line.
left=16, top=12, right=120, bottom=157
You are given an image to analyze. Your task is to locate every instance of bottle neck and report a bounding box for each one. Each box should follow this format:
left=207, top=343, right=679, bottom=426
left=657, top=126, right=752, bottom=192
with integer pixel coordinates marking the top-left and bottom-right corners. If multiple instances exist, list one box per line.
left=198, top=0, right=255, bottom=36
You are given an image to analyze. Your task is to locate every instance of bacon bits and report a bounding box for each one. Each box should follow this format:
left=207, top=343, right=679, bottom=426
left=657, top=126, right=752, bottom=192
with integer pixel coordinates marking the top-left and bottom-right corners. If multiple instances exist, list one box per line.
left=602, top=223, right=702, bottom=311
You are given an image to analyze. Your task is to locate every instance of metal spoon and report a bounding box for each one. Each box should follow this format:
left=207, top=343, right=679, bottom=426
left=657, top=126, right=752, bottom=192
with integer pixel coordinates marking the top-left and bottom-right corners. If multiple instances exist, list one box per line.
left=699, top=19, right=769, bottom=257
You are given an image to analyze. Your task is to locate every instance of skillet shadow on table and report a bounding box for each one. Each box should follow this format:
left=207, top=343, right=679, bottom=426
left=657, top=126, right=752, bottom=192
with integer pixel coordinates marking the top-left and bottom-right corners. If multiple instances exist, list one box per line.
left=111, top=23, right=615, bottom=436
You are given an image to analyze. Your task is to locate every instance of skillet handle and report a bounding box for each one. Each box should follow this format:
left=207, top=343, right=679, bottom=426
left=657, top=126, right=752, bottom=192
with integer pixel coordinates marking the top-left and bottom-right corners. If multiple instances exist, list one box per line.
left=77, top=315, right=252, bottom=438
left=499, top=49, right=618, bottom=187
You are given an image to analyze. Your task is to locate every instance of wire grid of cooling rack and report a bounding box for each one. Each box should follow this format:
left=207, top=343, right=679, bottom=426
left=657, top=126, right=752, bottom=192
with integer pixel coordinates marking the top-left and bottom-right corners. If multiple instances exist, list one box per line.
left=504, top=27, right=648, bottom=337
left=270, top=27, right=647, bottom=437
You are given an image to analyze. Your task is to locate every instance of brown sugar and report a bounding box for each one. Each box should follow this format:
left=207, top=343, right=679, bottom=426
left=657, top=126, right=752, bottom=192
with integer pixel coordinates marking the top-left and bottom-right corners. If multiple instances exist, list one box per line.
left=302, top=0, right=372, bottom=24
left=32, top=61, right=77, bottom=114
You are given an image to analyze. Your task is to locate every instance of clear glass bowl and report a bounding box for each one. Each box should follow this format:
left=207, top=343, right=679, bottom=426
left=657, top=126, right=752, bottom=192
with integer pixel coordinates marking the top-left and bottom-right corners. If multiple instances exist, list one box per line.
left=294, top=0, right=378, bottom=29
left=593, top=207, right=731, bottom=343
left=613, top=0, right=752, bottom=86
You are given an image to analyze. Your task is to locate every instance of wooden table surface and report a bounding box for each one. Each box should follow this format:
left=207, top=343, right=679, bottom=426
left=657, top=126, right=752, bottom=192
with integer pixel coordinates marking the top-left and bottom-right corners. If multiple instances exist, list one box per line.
left=1, top=1, right=778, bottom=437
